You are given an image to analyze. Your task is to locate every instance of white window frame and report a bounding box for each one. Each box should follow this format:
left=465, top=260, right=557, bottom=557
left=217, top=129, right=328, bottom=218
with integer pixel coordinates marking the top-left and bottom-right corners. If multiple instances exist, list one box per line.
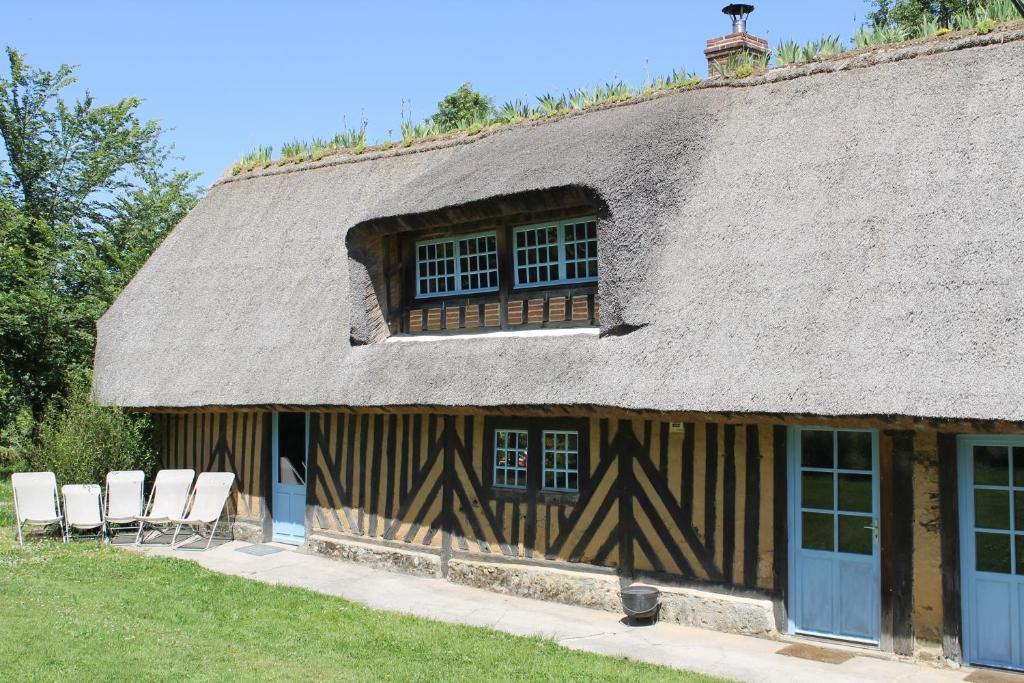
left=494, top=429, right=529, bottom=489
left=414, top=230, right=499, bottom=299
left=512, top=217, right=598, bottom=289
left=542, top=430, right=580, bottom=493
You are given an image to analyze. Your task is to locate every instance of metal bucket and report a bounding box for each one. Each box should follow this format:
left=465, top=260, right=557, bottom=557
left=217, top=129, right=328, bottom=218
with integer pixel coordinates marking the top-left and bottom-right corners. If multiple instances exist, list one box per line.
left=620, top=585, right=661, bottom=623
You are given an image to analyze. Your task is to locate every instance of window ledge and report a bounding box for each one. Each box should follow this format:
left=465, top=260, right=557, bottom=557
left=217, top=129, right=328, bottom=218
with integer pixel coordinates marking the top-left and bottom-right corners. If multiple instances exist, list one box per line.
left=385, top=327, right=599, bottom=343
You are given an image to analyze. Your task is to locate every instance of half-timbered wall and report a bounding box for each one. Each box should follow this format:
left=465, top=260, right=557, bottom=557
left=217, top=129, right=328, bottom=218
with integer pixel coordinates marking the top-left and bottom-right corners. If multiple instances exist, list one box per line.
left=306, top=413, right=778, bottom=592
left=152, top=407, right=1022, bottom=659
left=154, top=412, right=268, bottom=527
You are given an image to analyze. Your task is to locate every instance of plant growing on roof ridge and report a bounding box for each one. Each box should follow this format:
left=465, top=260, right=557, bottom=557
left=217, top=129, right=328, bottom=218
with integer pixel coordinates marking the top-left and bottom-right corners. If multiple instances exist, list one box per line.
left=536, top=92, right=568, bottom=116
left=774, top=39, right=803, bottom=66
left=915, top=12, right=941, bottom=37
left=494, top=99, right=532, bottom=124
left=711, top=51, right=768, bottom=79
left=852, top=23, right=907, bottom=48
left=239, top=145, right=272, bottom=170
left=429, top=82, right=493, bottom=132
left=976, top=17, right=997, bottom=32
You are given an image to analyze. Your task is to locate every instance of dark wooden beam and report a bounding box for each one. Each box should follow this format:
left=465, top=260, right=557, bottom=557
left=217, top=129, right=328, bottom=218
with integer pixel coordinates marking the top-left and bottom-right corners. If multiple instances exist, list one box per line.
left=772, top=425, right=789, bottom=632
left=937, top=432, right=962, bottom=664
left=617, top=420, right=636, bottom=581
left=888, top=429, right=916, bottom=656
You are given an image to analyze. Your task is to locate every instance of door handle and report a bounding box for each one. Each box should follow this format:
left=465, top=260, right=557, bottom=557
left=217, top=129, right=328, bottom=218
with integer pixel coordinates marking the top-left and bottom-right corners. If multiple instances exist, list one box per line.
left=864, top=519, right=879, bottom=544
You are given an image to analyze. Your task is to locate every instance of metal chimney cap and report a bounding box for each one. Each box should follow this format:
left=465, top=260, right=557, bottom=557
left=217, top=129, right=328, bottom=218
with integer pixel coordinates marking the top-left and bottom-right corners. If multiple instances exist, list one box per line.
left=722, top=4, right=754, bottom=33
left=722, top=3, right=755, bottom=18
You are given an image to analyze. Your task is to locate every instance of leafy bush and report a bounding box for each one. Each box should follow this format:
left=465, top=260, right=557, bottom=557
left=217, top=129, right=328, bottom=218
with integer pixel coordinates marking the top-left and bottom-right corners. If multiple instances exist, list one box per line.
left=24, top=378, right=155, bottom=486
left=0, top=407, right=32, bottom=474
left=976, top=17, right=997, bottom=32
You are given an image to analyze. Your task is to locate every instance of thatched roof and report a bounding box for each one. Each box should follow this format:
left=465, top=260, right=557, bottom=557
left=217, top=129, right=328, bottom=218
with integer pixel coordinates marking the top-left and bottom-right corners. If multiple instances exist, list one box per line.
left=94, top=32, right=1024, bottom=421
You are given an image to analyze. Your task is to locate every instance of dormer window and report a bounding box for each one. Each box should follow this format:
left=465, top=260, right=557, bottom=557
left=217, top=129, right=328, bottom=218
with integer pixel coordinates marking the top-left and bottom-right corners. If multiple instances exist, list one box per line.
left=415, top=231, right=499, bottom=298
left=514, top=218, right=598, bottom=288
left=346, top=186, right=605, bottom=341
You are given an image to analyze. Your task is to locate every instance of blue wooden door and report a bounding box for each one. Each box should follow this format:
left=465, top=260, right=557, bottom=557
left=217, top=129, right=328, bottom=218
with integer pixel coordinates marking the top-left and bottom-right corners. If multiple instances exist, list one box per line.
left=959, top=436, right=1024, bottom=671
left=271, top=412, right=309, bottom=544
left=789, top=427, right=881, bottom=643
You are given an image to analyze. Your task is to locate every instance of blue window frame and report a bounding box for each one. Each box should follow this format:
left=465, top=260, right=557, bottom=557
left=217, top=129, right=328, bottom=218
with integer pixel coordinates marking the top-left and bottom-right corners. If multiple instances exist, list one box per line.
left=513, top=217, right=598, bottom=289
left=542, top=430, right=579, bottom=492
left=415, top=231, right=499, bottom=299
left=494, top=429, right=529, bottom=489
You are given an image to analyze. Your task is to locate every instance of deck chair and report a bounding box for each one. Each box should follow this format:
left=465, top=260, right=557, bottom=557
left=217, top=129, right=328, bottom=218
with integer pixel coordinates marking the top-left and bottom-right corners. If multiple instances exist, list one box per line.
left=11, top=472, right=64, bottom=544
left=170, top=472, right=235, bottom=550
left=104, top=470, right=145, bottom=543
left=62, top=484, right=103, bottom=542
left=135, top=469, right=194, bottom=546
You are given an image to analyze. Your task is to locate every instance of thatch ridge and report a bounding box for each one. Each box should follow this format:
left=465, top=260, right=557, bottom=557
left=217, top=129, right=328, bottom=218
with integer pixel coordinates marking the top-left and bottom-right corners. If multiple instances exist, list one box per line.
left=216, top=24, right=1024, bottom=185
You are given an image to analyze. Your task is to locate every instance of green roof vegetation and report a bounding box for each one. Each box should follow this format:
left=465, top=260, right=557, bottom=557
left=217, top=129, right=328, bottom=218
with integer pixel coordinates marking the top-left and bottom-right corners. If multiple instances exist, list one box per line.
left=230, top=0, right=1023, bottom=176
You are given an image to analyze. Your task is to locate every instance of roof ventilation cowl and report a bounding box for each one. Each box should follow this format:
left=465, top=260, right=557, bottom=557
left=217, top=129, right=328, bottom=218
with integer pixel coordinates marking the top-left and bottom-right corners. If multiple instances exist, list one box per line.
left=724, top=3, right=754, bottom=34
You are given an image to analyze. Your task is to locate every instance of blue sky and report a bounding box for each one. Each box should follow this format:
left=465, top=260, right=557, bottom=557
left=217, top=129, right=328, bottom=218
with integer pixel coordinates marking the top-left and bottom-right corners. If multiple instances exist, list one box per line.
left=4, top=1, right=870, bottom=188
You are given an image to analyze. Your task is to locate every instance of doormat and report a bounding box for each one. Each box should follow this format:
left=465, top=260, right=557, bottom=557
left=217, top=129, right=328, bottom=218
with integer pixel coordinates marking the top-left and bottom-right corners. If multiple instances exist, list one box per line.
left=776, top=643, right=855, bottom=665
left=965, top=670, right=1024, bottom=683
left=235, top=544, right=284, bottom=557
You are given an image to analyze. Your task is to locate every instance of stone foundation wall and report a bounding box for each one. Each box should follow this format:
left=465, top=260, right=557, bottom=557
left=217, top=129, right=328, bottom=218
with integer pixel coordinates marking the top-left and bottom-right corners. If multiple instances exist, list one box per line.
left=307, top=534, right=443, bottom=579
left=309, top=535, right=778, bottom=638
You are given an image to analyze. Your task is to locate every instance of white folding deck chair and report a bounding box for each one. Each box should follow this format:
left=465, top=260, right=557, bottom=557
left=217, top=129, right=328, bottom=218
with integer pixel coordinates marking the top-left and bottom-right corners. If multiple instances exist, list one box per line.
left=104, top=470, right=145, bottom=543
left=170, top=472, right=235, bottom=550
left=135, top=469, right=194, bottom=546
left=62, top=484, right=103, bottom=542
left=11, top=472, right=64, bottom=544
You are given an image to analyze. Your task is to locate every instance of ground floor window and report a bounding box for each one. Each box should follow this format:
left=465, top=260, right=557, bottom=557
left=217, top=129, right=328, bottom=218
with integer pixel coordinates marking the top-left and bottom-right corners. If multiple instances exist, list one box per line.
left=494, top=429, right=529, bottom=489
left=542, top=430, right=579, bottom=492
left=485, top=417, right=588, bottom=496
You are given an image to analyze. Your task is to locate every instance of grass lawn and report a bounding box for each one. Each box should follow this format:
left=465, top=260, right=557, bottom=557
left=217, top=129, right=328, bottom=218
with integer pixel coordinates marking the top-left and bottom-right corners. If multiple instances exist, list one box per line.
left=0, top=477, right=727, bottom=682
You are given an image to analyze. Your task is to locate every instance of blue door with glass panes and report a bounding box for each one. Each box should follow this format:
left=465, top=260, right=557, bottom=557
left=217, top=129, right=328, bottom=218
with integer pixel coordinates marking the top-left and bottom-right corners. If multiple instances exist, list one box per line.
left=789, top=427, right=880, bottom=643
left=959, top=436, right=1024, bottom=671
left=271, top=413, right=309, bottom=544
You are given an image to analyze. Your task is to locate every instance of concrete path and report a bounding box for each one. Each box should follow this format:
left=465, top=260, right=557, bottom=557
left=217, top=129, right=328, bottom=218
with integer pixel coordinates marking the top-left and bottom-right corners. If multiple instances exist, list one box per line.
left=135, top=540, right=1004, bottom=683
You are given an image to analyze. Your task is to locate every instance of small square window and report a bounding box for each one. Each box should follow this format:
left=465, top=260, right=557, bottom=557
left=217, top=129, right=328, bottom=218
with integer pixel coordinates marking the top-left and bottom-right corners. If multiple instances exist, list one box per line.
left=513, top=218, right=598, bottom=289
left=415, top=231, right=498, bottom=298
left=494, top=429, right=528, bottom=489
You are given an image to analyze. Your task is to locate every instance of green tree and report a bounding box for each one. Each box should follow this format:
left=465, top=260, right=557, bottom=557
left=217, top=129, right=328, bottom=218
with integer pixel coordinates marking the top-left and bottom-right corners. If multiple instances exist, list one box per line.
left=0, top=46, right=201, bottom=444
left=866, top=0, right=974, bottom=30
left=429, top=82, right=494, bottom=132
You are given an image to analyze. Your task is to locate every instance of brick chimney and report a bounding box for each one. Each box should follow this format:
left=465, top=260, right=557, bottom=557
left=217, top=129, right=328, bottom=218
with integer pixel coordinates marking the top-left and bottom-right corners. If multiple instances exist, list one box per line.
left=705, top=4, right=770, bottom=76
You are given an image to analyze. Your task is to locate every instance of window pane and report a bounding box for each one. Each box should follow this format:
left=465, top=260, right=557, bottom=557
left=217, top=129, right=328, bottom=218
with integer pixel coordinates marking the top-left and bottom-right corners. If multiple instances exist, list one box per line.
left=1016, top=492, right=1024, bottom=531
left=278, top=413, right=306, bottom=485
left=456, top=234, right=498, bottom=294
left=976, top=489, right=1010, bottom=530
left=542, top=430, right=579, bottom=492
left=975, top=445, right=1010, bottom=485
left=1017, top=535, right=1024, bottom=575
left=801, top=471, right=833, bottom=510
left=801, top=430, right=833, bottom=468
left=837, top=432, right=872, bottom=470
left=514, top=225, right=560, bottom=285
left=493, top=429, right=528, bottom=489
left=977, top=532, right=1012, bottom=574
left=838, top=514, right=873, bottom=555
left=561, top=220, right=598, bottom=284
left=416, top=233, right=497, bottom=298
left=838, top=474, right=872, bottom=513
left=1015, top=448, right=1024, bottom=487
left=802, top=512, right=833, bottom=551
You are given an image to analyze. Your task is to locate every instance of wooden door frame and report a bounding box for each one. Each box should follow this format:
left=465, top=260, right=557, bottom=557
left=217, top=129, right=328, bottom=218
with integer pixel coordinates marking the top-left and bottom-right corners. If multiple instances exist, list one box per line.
left=271, top=411, right=310, bottom=544
left=787, top=425, right=882, bottom=644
